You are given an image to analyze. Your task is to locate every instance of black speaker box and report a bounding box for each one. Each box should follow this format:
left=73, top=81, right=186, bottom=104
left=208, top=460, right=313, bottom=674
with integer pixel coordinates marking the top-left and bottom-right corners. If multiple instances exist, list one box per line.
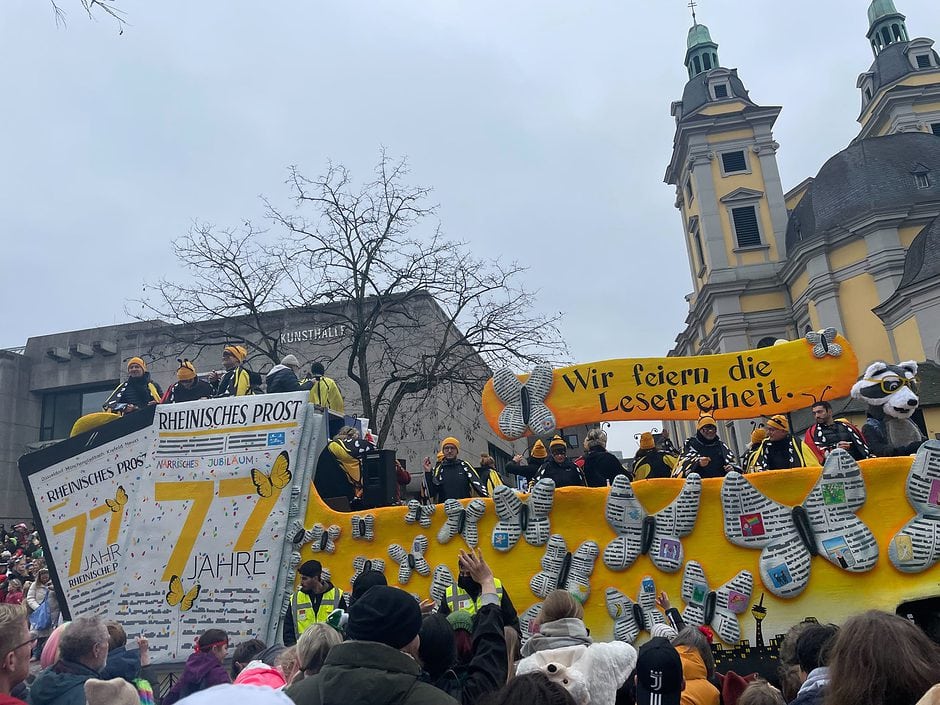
left=361, top=449, right=397, bottom=508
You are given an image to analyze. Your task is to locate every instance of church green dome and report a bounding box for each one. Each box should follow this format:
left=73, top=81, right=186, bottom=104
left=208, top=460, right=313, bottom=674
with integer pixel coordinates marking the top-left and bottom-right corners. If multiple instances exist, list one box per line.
left=687, top=23, right=714, bottom=49
left=868, top=0, right=900, bottom=25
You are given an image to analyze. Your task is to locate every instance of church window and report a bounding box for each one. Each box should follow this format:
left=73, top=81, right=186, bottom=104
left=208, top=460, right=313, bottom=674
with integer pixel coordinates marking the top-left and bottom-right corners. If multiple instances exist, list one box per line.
left=703, top=54, right=712, bottom=70
left=721, top=150, right=748, bottom=174
left=915, top=173, right=930, bottom=189
left=731, top=206, right=762, bottom=247
left=865, top=87, right=873, bottom=101
left=685, top=177, right=694, bottom=203
left=691, top=223, right=705, bottom=275
left=693, top=56, right=702, bottom=74
left=932, top=123, right=940, bottom=136
left=881, top=27, right=892, bottom=46
left=892, top=24, right=903, bottom=41
left=915, top=53, right=931, bottom=69
left=713, top=83, right=729, bottom=99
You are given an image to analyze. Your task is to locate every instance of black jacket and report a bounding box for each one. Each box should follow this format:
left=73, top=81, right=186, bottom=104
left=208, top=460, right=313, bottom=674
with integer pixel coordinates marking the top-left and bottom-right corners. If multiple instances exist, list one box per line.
left=505, top=457, right=543, bottom=481
left=422, top=603, right=507, bottom=705
left=534, top=458, right=586, bottom=488
left=163, top=379, right=214, bottom=404
left=432, top=459, right=488, bottom=501
left=677, top=432, right=739, bottom=478
left=266, top=365, right=301, bottom=393
left=106, top=374, right=162, bottom=409
left=581, top=448, right=625, bottom=487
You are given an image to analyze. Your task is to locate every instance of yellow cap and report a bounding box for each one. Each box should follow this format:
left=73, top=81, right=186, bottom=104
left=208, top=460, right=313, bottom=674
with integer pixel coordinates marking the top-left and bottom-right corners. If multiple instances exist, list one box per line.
left=440, top=437, right=460, bottom=452
left=127, top=356, right=146, bottom=371
left=531, top=440, right=548, bottom=459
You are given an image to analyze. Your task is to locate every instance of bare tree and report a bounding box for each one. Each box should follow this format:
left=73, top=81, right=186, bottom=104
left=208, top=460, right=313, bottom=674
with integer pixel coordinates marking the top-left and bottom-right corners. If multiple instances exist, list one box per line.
left=135, top=152, right=567, bottom=445
left=49, top=0, right=126, bottom=29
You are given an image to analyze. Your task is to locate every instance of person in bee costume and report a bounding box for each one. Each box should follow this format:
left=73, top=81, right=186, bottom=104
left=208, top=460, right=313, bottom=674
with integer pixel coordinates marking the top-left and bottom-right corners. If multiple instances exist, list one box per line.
left=745, top=415, right=820, bottom=473
left=103, top=357, right=162, bottom=413
left=211, top=345, right=252, bottom=397
left=675, top=413, right=739, bottom=478
left=632, top=432, right=677, bottom=480
left=161, top=359, right=213, bottom=404
left=283, top=560, right=348, bottom=647
left=314, top=426, right=376, bottom=507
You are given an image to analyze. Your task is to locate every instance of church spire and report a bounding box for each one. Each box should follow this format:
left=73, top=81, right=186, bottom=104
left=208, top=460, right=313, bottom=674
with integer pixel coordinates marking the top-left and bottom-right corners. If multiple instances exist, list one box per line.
left=867, top=0, right=909, bottom=56
left=684, top=3, right=720, bottom=79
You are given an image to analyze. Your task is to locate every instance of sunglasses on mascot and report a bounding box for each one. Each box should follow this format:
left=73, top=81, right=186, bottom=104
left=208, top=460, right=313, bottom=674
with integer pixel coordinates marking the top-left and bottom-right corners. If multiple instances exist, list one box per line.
left=863, top=377, right=919, bottom=395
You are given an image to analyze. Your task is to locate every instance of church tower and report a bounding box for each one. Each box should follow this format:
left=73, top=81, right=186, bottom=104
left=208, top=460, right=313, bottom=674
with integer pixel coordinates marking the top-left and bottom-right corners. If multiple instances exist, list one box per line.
left=665, top=17, right=794, bottom=450
left=856, top=0, right=940, bottom=139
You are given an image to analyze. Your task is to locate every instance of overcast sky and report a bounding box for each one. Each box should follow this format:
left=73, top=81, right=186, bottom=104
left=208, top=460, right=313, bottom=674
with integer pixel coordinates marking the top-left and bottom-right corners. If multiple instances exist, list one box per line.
left=1, top=0, right=933, bottom=453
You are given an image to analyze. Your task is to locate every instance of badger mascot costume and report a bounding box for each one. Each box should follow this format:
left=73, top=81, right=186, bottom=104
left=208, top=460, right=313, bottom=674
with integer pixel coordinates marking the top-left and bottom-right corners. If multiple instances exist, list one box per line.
left=851, top=361, right=926, bottom=456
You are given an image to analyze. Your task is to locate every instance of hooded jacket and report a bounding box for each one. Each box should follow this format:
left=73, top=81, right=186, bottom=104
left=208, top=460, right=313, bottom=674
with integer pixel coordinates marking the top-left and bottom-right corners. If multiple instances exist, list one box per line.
left=30, top=660, right=101, bottom=705
left=105, top=374, right=162, bottom=410
left=432, top=459, right=488, bottom=501
left=516, top=619, right=637, bottom=705
left=676, top=645, right=720, bottom=705
left=266, top=365, right=301, bottom=394
left=581, top=448, right=626, bottom=487
left=790, top=666, right=829, bottom=705
left=285, top=641, right=458, bottom=705
left=534, top=459, right=586, bottom=488
left=162, top=651, right=230, bottom=704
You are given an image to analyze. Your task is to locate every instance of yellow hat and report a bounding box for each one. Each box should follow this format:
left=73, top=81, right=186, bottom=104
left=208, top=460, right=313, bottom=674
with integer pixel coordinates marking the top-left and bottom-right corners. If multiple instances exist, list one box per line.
left=127, top=356, right=146, bottom=372
left=766, top=415, right=789, bottom=432
left=697, top=414, right=717, bottom=430
left=440, top=437, right=460, bottom=452
left=639, top=432, right=655, bottom=450
left=177, top=358, right=197, bottom=381
left=750, top=427, right=767, bottom=444
left=531, top=440, right=548, bottom=459
left=223, top=345, right=247, bottom=362
left=549, top=435, right=567, bottom=451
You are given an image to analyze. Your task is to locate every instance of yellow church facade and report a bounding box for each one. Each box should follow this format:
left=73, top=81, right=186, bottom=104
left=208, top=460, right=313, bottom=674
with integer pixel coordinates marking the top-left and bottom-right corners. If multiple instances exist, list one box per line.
left=665, top=0, right=940, bottom=449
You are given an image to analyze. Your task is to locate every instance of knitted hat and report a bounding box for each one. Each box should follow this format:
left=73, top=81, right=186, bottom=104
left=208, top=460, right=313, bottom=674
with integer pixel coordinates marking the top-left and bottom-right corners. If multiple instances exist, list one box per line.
left=177, top=358, right=197, bottom=381
left=311, top=361, right=325, bottom=375
left=351, top=569, right=388, bottom=602
left=549, top=435, right=567, bottom=451
left=766, top=414, right=789, bottom=432
left=440, top=437, right=460, bottom=452
left=639, top=432, right=655, bottom=450
left=636, top=637, right=683, bottom=705
left=167, top=684, right=294, bottom=704
left=447, top=609, right=474, bottom=633
left=346, top=586, right=422, bottom=649
left=650, top=622, right=678, bottom=640
left=298, top=559, right=322, bottom=578
left=84, top=678, right=139, bottom=705
left=697, top=414, right=717, bottom=430
left=223, top=345, right=247, bottom=362
left=127, top=357, right=146, bottom=371
left=531, top=440, right=548, bottom=459
left=281, top=354, right=300, bottom=370
left=750, top=427, right=766, bottom=444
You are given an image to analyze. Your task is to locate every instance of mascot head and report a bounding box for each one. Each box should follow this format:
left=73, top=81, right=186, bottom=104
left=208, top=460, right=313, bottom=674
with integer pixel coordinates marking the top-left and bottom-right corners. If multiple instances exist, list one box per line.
left=850, top=361, right=920, bottom=419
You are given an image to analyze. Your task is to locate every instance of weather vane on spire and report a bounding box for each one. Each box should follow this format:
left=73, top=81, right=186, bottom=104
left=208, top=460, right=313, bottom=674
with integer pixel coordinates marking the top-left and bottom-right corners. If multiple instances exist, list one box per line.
left=688, top=0, right=698, bottom=25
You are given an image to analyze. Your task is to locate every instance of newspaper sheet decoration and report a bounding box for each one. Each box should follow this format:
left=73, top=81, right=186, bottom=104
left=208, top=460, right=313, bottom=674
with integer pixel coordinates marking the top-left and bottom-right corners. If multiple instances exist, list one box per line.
left=437, top=499, right=486, bottom=548
left=108, top=393, right=314, bottom=663
left=388, top=535, right=430, bottom=584
left=351, top=514, right=376, bottom=542
left=491, top=479, right=555, bottom=552
left=680, top=560, right=753, bottom=644
left=888, top=439, right=940, bottom=573
left=492, top=364, right=557, bottom=439
left=404, top=500, right=436, bottom=529
left=22, top=412, right=156, bottom=620
left=603, top=473, right=701, bottom=573
left=351, top=556, right=386, bottom=585
left=530, top=534, right=599, bottom=604
left=430, top=565, right=455, bottom=605
left=721, top=449, right=879, bottom=598
left=605, top=576, right=665, bottom=644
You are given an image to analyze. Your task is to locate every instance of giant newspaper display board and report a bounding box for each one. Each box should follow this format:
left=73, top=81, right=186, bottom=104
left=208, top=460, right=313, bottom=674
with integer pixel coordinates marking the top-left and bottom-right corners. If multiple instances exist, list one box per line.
left=21, top=392, right=326, bottom=663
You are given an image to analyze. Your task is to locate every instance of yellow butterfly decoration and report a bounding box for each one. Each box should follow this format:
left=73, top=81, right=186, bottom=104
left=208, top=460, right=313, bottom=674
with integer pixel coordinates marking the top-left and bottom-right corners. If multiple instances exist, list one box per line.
left=250, top=452, right=292, bottom=498
left=166, top=575, right=200, bottom=611
left=105, top=486, right=128, bottom=513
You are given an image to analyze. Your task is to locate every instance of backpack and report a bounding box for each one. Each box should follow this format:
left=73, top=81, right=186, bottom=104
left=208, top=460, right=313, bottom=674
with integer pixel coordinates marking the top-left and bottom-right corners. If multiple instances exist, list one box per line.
left=29, top=591, right=52, bottom=631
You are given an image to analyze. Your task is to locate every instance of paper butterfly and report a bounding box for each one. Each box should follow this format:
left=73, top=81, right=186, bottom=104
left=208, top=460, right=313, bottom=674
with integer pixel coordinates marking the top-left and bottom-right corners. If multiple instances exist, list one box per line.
left=805, top=327, right=843, bottom=358
left=309, top=523, right=341, bottom=554
left=603, top=473, right=701, bottom=573
left=351, top=514, right=376, bottom=542
left=519, top=603, right=543, bottom=643
left=492, top=365, right=557, bottom=439
left=437, top=499, right=486, bottom=547
left=889, top=439, right=940, bottom=573
left=351, top=556, right=386, bottom=584
left=251, top=451, right=292, bottom=498
left=388, top=535, right=431, bottom=584
left=680, top=560, right=753, bottom=644
left=405, top=499, right=436, bottom=529
left=721, top=449, right=879, bottom=598
left=166, top=575, right=200, bottom=612
left=430, top=565, right=455, bottom=604
left=291, top=522, right=314, bottom=546
left=605, top=577, right=665, bottom=644
left=105, top=485, right=128, bottom=513
left=530, top=534, right=599, bottom=604
left=491, top=479, right=555, bottom=552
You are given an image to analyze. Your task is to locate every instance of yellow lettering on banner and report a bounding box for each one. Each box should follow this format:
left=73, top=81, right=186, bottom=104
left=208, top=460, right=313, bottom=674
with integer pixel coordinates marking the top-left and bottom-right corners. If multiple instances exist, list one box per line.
left=52, top=513, right=87, bottom=577
left=155, top=481, right=215, bottom=582
left=88, top=504, right=124, bottom=546
left=217, top=477, right=280, bottom=552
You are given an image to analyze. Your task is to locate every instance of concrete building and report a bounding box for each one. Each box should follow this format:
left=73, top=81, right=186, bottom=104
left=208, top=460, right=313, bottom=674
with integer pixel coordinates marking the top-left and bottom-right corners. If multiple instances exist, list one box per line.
left=664, top=0, right=940, bottom=450
left=0, top=293, right=530, bottom=523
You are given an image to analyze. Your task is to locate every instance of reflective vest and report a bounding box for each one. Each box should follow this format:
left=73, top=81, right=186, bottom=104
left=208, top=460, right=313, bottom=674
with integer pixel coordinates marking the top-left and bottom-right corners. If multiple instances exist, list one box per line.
left=291, top=587, right=344, bottom=634
left=443, top=579, right=504, bottom=616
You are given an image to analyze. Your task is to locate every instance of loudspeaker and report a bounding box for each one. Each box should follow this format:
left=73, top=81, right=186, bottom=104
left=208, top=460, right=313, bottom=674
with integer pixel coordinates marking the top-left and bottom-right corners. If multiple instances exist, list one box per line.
left=361, top=449, right=397, bottom=509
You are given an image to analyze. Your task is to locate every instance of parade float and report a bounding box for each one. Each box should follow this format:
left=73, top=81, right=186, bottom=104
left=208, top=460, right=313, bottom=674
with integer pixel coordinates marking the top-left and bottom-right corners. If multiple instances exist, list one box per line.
left=19, top=330, right=940, bottom=672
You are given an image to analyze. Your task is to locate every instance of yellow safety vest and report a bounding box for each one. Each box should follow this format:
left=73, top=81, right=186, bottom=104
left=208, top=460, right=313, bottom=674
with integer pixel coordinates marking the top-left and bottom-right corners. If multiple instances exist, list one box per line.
left=443, top=578, right=504, bottom=616
left=291, top=587, right=344, bottom=634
